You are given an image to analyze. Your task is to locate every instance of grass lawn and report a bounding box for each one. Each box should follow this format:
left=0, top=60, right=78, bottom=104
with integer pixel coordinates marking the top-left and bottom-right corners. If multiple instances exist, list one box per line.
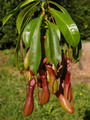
left=0, top=49, right=90, bottom=120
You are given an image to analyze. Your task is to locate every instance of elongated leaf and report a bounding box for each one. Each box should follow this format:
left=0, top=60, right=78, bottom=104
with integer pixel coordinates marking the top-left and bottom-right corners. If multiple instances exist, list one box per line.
left=48, top=1, right=70, bottom=16
left=45, top=30, right=51, bottom=62
left=14, top=14, right=33, bottom=68
left=23, top=19, right=37, bottom=49
left=16, top=1, right=40, bottom=34
left=45, top=21, right=61, bottom=66
left=21, top=5, right=40, bottom=33
left=20, top=6, right=40, bottom=55
left=26, top=15, right=44, bottom=74
left=14, top=11, right=33, bottom=68
left=16, top=5, right=32, bottom=34
left=20, top=0, right=37, bottom=8
left=52, top=23, right=61, bottom=40
left=51, top=8, right=80, bottom=47
left=3, top=0, right=36, bottom=25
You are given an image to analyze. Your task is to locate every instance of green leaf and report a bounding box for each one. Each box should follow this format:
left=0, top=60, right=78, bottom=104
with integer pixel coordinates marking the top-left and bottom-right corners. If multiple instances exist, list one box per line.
left=48, top=1, right=70, bottom=16
left=26, top=14, right=44, bottom=74
left=14, top=12, right=33, bottom=68
left=16, top=1, right=40, bottom=34
left=52, top=23, right=61, bottom=40
left=21, top=6, right=40, bottom=36
left=23, top=19, right=37, bottom=49
left=45, top=30, right=51, bottom=62
left=3, top=0, right=36, bottom=25
left=14, top=11, right=33, bottom=68
left=51, top=8, right=80, bottom=47
left=20, top=0, right=37, bottom=8
left=3, top=9, right=18, bottom=26
left=45, top=21, right=61, bottom=66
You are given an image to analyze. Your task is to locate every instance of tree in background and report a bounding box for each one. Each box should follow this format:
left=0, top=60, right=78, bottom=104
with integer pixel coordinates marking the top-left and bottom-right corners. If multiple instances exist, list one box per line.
left=0, top=0, right=20, bottom=49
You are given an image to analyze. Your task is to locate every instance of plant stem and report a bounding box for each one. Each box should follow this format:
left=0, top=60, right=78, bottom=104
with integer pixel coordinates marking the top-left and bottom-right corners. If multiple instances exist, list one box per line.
left=48, top=2, right=55, bottom=24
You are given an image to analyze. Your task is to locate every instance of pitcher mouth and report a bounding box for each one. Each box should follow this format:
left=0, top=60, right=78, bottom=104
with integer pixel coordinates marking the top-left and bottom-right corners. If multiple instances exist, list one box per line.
left=29, top=77, right=36, bottom=87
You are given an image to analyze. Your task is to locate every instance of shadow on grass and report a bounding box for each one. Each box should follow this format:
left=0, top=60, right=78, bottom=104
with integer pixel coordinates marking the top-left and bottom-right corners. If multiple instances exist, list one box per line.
left=83, top=110, right=90, bottom=120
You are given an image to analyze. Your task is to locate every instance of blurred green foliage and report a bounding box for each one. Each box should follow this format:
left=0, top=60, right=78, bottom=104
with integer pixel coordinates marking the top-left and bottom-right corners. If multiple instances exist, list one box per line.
left=0, top=0, right=20, bottom=49
left=2, top=49, right=14, bottom=55
left=0, top=0, right=90, bottom=49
